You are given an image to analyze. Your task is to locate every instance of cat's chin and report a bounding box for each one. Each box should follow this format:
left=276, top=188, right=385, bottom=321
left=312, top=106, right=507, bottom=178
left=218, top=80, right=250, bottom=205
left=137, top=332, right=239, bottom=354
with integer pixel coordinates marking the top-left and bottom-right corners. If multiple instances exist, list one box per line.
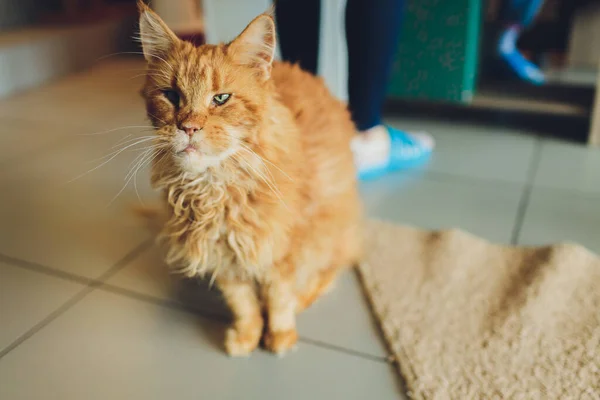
left=174, top=147, right=237, bottom=176
left=175, top=152, right=218, bottom=175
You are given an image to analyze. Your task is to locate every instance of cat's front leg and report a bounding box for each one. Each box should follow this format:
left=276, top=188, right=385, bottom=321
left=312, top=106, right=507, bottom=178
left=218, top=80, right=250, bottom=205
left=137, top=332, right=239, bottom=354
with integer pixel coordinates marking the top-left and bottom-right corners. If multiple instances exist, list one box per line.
left=262, top=274, right=298, bottom=355
left=216, top=278, right=263, bottom=357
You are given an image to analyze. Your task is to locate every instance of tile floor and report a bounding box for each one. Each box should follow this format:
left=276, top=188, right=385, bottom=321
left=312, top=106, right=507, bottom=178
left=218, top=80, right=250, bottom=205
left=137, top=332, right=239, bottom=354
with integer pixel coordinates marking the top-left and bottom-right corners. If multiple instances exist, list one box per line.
left=1, top=58, right=599, bottom=400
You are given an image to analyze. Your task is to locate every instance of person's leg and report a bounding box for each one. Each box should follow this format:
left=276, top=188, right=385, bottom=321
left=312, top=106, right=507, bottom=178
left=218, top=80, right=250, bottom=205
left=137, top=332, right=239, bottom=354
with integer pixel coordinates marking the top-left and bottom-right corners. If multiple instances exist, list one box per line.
left=274, top=0, right=321, bottom=75
left=497, top=0, right=546, bottom=85
left=345, top=0, right=403, bottom=131
left=345, top=0, right=434, bottom=179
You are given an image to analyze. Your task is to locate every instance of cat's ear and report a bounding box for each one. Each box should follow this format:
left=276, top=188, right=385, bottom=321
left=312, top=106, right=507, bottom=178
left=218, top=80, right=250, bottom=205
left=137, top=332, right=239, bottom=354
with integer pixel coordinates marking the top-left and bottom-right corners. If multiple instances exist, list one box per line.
left=137, top=1, right=179, bottom=62
left=228, top=13, right=276, bottom=80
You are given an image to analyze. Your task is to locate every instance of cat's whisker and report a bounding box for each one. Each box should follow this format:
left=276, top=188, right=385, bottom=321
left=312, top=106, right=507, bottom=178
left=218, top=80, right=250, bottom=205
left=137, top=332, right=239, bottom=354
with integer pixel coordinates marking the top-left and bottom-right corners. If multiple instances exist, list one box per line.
left=242, top=151, right=279, bottom=189
left=216, top=133, right=295, bottom=183
left=124, top=66, right=153, bottom=73
left=69, top=144, right=146, bottom=183
left=78, top=125, right=155, bottom=136
left=125, top=143, right=169, bottom=181
left=107, top=133, right=132, bottom=152
left=129, top=72, right=170, bottom=81
left=152, top=149, right=170, bottom=170
left=116, top=149, right=155, bottom=205
left=102, top=136, right=162, bottom=161
left=234, top=151, right=278, bottom=187
left=148, top=54, right=174, bottom=71
left=146, top=111, right=168, bottom=125
left=96, top=137, right=157, bottom=162
left=130, top=143, right=169, bottom=177
left=111, top=135, right=157, bottom=149
left=126, top=150, right=153, bottom=205
left=133, top=150, right=159, bottom=205
left=110, top=147, right=165, bottom=207
left=95, top=51, right=147, bottom=62
left=238, top=144, right=294, bottom=182
left=133, top=143, right=169, bottom=154
left=133, top=66, right=172, bottom=79
left=233, top=154, right=289, bottom=210
left=84, top=135, right=152, bottom=165
left=125, top=147, right=154, bottom=181
left=127, top=64, right=171, bottom=79
left=70, top=137, right=160, bottom=182
left=144, top=66, right=172, bottom=76
left=95, top=51, right=174, bottom=72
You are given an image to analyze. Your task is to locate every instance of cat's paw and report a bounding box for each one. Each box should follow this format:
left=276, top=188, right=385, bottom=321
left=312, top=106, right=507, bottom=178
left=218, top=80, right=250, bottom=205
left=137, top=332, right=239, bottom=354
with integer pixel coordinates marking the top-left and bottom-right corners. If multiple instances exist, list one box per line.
left=224, top=327, right=261, bottom=357
left=263, top=329, right=298, bottom=355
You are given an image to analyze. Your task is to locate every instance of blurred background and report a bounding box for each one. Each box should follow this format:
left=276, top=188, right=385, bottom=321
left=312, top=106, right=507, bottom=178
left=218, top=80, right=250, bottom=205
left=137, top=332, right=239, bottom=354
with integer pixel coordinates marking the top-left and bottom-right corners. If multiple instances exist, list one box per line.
left=0, top=1, right=599, bottom=399
left=0, top=0, right=598, bottom=139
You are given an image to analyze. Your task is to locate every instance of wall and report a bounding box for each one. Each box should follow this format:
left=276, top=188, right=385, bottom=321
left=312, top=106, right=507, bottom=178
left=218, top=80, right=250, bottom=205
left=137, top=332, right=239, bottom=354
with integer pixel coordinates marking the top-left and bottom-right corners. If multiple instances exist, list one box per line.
left=568, top=3, right=600, bottom=68
left=0, top=0, right=45, bottom=30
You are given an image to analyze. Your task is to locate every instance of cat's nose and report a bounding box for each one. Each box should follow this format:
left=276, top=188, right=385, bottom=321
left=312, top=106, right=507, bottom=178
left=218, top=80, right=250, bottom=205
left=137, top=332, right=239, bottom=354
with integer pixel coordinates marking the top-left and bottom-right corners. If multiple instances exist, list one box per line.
left=181, top=122, right=201, bottom=137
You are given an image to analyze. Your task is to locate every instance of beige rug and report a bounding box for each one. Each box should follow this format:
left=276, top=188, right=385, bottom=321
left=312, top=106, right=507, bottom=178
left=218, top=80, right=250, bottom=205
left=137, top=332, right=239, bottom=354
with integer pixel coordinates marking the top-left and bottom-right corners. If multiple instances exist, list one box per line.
left=359, top=220, right=600, bottom=399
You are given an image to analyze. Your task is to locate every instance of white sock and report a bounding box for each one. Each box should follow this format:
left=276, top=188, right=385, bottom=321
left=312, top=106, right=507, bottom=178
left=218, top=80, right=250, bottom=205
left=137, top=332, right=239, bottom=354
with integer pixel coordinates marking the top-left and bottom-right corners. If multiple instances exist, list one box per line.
left=351, top=125, right=391, bottom=171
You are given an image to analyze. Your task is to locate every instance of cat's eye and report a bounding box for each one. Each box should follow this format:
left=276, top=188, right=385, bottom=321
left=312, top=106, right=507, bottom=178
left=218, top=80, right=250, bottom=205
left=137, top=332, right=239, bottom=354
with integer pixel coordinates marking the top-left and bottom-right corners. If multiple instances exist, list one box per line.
left=162, top=90, right=180, bottom=106
left=212, top=93, right=231, bottom=106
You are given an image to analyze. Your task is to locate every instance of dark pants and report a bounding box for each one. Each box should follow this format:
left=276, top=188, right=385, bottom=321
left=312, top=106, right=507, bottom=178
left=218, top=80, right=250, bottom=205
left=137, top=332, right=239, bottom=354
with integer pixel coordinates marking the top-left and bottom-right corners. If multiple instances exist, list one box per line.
left=500, top=0, right=545, bottom=26
left=275, top=0, right=405, bottom=131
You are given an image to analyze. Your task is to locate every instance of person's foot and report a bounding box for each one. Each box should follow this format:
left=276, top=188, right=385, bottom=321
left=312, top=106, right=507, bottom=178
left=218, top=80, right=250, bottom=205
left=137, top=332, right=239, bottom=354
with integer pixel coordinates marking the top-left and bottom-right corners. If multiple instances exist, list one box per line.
left=498, top=25, right=545, bottom=85
left=352, top=125, right=434, bottom=180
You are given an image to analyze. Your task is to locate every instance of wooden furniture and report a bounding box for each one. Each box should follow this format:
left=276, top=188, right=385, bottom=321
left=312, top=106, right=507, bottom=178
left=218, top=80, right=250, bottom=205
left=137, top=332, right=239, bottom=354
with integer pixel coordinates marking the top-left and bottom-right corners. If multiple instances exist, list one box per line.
left=588, top=62, right=600, bottom=146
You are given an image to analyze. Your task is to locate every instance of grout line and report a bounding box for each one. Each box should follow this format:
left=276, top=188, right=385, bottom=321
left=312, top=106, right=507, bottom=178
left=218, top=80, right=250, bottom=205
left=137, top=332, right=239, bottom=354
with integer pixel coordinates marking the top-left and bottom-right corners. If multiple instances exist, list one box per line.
left=297, top=337, right=389, bottom=363
left=510, top=138, right=543, bottom=245
left=520, top=181, right=600, bottom=199
left=0, top=253, right=94, bottom=286
left=372, top=167, right=527, bottom=189
left=96, top=282, right=390, bottom=363
left=91, top=240, right=153, bottom=284
left=98, top=282, right=230, bottom=324
left=430, top=166, right=600, bottom=199
left=366, top=162, right=536, bottom=190
left=1, top=248, right=390, bottom=364
left=381, top=151, right=600, bottom=201
left=0, top=240, right=151, bottom=359
left=422, top=169, right=524, bottom=188
left=0, top=284, right=95, bottom=359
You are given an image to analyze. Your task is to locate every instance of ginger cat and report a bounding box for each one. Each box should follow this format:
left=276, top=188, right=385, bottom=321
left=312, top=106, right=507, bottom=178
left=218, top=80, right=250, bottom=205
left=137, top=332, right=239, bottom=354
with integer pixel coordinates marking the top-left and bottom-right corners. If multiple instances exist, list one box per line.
left=138, top=3, right=362, bottom=356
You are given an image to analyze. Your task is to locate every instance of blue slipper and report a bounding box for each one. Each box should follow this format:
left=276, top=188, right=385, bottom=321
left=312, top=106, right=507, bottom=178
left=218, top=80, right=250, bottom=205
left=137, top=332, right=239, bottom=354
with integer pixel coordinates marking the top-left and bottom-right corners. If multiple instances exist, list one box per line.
left=358, top=126, right=434, bottom=181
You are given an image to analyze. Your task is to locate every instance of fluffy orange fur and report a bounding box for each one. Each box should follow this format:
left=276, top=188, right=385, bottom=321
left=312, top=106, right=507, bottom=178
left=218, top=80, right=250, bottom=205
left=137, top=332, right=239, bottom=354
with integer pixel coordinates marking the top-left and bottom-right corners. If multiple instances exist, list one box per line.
left=138, top=3, right=362, bottom=355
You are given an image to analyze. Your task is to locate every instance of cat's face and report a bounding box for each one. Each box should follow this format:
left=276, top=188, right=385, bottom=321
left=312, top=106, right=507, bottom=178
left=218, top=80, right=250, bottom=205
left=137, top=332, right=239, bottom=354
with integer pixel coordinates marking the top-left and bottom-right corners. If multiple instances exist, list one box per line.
left=138, top=4, right=276, bottom=175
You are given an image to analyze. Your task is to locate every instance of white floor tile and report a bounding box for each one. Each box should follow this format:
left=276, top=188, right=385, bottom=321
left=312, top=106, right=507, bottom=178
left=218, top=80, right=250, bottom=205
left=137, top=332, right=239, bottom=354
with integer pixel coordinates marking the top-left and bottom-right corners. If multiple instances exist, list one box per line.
left=360, top=172, right=524, bottom=244
left=0, top=290, right=405, bottom=400
left=0, top=122, right=155, bottom=279
left=386, top=117, right=537, bottom=183
left=107, top=247, right=390, bottom=358
left=533, top=139, right=600, bottom=194
left=518, top=187, right=600, bottom=254
left=0, top=262, right=83, bottom=351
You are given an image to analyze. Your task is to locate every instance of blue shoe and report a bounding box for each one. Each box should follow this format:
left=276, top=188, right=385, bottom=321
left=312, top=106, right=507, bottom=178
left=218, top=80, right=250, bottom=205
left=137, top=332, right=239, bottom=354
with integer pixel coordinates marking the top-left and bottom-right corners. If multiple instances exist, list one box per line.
left=357, top=126, right=434, bottom=181
left=498, top=26, right=545, bottom=85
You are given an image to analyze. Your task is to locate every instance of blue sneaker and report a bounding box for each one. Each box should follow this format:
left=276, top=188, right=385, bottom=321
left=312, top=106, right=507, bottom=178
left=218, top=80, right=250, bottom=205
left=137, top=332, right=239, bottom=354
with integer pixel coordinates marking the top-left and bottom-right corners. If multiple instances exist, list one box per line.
left=498, top=26, right=545, bottom=85
left=356, top=126, right=434, bottom=181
